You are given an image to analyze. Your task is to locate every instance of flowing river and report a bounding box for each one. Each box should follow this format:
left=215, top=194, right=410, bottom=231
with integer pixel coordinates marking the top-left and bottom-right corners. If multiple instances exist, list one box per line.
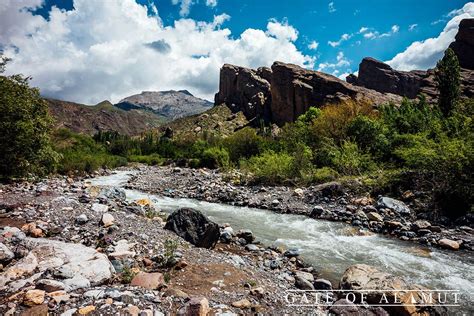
left=91, top=171, right=474, bottom=314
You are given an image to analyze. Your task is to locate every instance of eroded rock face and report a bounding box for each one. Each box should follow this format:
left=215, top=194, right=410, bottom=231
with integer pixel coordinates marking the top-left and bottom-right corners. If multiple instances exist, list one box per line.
left=164, top=208, right=220, bottom=248
left=449, top=18, right=474, bottom=70
left=214, top=64, right=272, bottom=123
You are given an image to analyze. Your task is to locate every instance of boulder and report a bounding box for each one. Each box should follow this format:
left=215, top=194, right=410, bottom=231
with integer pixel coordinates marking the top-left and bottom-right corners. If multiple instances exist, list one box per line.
left=130, top=272, right=164, bottom=290
left=24, top=289, right=45, bottom=306
left=100, top=213, right=115, bottom=227
left=377, top=197, right=411, bottom=215
left=438, top=238, right=460, bottom=250
left=0, top=242, right=14, bottom=263
left=186, top=296, right=210, bottom=316
left=164, top=208, right=220, bottom=248
left=367, top=212, right=384, bottom=222
left=98, top=187, right=126, bottom=201
left=449, top=19, right=474, bottom=70
left=295, top=275, right=314, bottom=290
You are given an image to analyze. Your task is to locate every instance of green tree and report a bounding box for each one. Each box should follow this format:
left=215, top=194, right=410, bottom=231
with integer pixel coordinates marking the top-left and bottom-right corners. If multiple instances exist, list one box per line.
left=0, top=56, right=58, bottom=178
left=435, top=48, right=460, bottom=117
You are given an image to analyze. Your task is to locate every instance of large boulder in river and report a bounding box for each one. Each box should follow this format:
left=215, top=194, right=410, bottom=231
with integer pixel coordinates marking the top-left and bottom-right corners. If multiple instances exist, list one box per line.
left=377, top=197, right=411, bottom=215
left=164, top=208, right=220, bottom=248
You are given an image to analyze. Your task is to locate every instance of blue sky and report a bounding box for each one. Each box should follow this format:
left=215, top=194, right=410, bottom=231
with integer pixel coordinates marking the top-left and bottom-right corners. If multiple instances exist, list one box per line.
left=1, top=0, right=472, bottom=103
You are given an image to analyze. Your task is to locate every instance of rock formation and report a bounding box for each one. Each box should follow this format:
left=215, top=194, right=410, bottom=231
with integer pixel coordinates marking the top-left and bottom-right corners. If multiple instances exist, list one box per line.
left=214, top=64, right=272, bottom=123
left=449, top=18, right=474, bottom=70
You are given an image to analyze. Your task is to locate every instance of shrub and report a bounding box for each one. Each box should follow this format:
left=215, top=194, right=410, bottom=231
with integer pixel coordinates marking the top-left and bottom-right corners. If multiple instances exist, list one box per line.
left=347, top=115, right=390, bottom=159
left=331, top=141, right=375, bottom=176
left=0, top=57, right=59, bottom=178
left=223, top=127, right=264, bottom=162
left=312, top=167, right=339, bottom=183
left=435, top=48, right=460, bottom=117
left=240, top=151, right=294, bottom=184
left=128, top=154, right=164, bottom=166
left=200, top=147, right=230, bottom=169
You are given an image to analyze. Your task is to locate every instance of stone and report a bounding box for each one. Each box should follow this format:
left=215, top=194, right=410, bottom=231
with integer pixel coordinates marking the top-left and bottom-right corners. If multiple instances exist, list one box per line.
left=164, top=208, right=220, bottom=248
left=91, top=203, right=108, bottom=213
left=295, top=276, right=314, bottom=290
left=101, top=213, right=115, bottom=227
left=295, top=271, right=314, bottom=282
left=377, top=197, right=411, bottom=215
left=130, top=272, right=164, bottom=290
left=98, top=187, right=126, bottom=201
left=109, top=239, right=136, bottom=259
left=438, top=239, right=460, bottom=250
left=24, top=289, right=45, bottom=306
left=293, top=188, right=304, bottom=197
left=63, top=275, right=90, bottom=292
left=78, top=305, right=95, bottom=315
left=313, top=278, right=332, bottom=290
left=310, top=206, right=325, bottom=217
left=367, top=212, right=383, bottom=222
left=47, top=290, right=70, bottom=304
left=219, top=231, right=232, bottom=244
left=36, top=279, right=65, bottom=292
left=75, top=214, right=88, bottom=225
left=236, top=229, right=254, bottom=244
left=283, top=248, right=300, bottom=258
left=413, top=220, right=431, bottom=231
left=123, top=305, right=140, bottom=316
left=231, top=298, right=251, bottom=309
left=20, top=304, right=49, bottom=316
left=0, top=252, right=38, bottom=287
left=186, top=296, right=210, bottom=316
left=245, top=244, right=259, bottom=251
left=0, top=242, right=14, bottom=263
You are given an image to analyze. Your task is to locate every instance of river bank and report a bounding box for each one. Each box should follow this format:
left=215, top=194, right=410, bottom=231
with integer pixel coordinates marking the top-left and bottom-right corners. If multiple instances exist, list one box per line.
left=126, top=165, right=474, bottom=252
left=0, top=167, right=473, bottom=315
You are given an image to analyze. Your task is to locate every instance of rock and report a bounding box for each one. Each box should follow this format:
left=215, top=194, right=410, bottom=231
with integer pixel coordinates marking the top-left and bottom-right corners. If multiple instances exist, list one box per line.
left=36, top=279, right=65, bottom=292
left=0, top=242, right=14, bottom=263
left=20, top=304, right=49, bottom=316
left=63, top=275, right=90, bottom=292
left=236, top=229, right=254, bottom=244
left=412, top=220, right=431, bottom=231
left=314, top=278, right=332, bottom=290
left=78, top=305, right=95, bottom=315
left=100, top=213, right=115, bottom=227
left=329, top=299, right=374, bottom=316
left=48, top=290, right=70, bottom=304
left=449, top=19, right=474, bottom=70
left=377, top=197, right=411, bottom=215
left=22, top=238, right=114, bottom=286
left=24, top=289, right=45, bottom=306
left=219, top=231, right=232, bottom=243
left=0, top=252, right=38, bottom=287
left=283, top=248, right=300, bottom=258
left=367, top=212, right=383, bottom=222
left=186, top=296, right=210, bottom=316
left=245, top=244, right=259, bottom=252
left=214, top=64, right=272, bottom=122
left=75, top=214, right=88, bottom=225
left=295, top=271, right=314, bottom=282
left=91, top=203, right=108, bottom=213
left=164, top=208, right=220, bottom=249
left=313, top=182, right=345, bottom=198
left=310, top=206, right=325, bottom=217
left=438, top=238, right=460, bottom=250
left=295, top=275, right=314, bottom=290
left=109, top=239, right=136, bottom=259
left=271, top=199, right=280, bottom=207
left=293, top=188, right=304, bottom=197
left=231, top=298, right=251, bottom=309
left=98, top=187, right=126, bottom=200
left=130, top=272, right=164, bottom=290
left=250, top=287, right=265, bottom=298
left=123, top=305, right=140, bottom=316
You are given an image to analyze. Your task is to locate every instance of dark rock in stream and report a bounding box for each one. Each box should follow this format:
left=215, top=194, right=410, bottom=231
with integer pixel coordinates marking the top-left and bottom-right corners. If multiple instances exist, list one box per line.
left=164, top=208, right=220, bottom=248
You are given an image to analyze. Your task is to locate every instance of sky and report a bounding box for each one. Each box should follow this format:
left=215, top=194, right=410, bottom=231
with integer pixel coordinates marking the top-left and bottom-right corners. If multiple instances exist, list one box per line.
left=0, top=0, right=472, bottom=104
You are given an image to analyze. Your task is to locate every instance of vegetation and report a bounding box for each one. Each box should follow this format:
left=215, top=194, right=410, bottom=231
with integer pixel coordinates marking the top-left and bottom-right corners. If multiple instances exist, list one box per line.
left=0, top=56, right=58, bottom=179
left=435, top=48, right=460, bottom=117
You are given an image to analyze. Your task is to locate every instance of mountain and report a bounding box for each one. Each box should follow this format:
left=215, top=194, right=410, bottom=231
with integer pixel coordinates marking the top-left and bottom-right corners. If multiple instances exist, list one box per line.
left=115, top=90, right=213, bottom=121
left=47, top=99, right=165, bottom=136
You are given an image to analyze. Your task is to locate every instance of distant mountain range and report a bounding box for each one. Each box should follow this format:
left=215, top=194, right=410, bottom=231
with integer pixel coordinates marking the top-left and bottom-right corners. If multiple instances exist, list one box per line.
left=47, top=90, right=213, bottom=136
left=115, top=90, right=213, bottom=121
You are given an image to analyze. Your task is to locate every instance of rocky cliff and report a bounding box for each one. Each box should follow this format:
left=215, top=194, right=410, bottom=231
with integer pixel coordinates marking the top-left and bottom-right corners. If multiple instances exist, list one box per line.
left=215, top=62, right=401, bottom=126
left=449, top=18, right=474, bottom=70
left=116, top=90, right=213, bottom=121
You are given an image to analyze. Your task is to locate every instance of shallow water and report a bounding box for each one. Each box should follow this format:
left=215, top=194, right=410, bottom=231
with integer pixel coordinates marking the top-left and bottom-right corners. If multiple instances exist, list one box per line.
left=90, top=171, right=474, bottom=313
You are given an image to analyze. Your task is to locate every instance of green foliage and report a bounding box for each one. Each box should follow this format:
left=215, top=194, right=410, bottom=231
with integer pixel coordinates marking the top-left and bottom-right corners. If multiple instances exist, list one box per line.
left=128, top=154, right=164, bottom=166
left=347, top=115, right=391, bottom=159
left=200, top=147, right=230, bottom=169
left=223, top=127, right=264, bottom=162
left=240, top=151, right=294, bottom=184
left=121, top=265, right=137, bottom=284
left=159, top=238, right=179, bottom=268
left=0, top=58, right=59, bottom=178
left=312, top=167, right=339, bottom=183
left=331, top=141, right=376, bottom=176
left=435, top=48, right=460, bottom=116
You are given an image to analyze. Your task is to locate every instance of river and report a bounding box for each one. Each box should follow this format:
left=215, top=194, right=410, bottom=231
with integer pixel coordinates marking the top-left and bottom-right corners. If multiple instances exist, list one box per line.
left=90, top=171, right=474, bottom=314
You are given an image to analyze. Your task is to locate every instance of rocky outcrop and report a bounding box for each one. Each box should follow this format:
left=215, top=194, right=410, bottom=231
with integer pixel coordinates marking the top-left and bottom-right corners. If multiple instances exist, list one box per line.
left=214, top=64, right=272, bottom=123
left=164, top=208, right=220, bottom=248
left=449, top=18, right=474, bottom=70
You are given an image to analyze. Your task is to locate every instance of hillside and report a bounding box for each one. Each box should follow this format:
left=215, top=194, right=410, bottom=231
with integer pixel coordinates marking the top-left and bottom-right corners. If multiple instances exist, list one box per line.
left=116, top=90, right=213, bottom=121
left=47, top=99, right=165, bottom=136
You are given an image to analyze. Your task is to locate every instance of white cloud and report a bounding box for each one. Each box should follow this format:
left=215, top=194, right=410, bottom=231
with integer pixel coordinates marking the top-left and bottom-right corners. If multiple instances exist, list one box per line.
left=391, top=25, right=399, bottom=33
left=359, top=26, right=369, bottom=33
left=206, top=0, right=217, bottom=7
left=328, top=33, right=351, bottom=47
left=361, top=24, right=400, bottom=40
left=308, top=40, right=319, bottom=50
left=328, top=2, right=336, bottom=13
left=318, top=51, right=350, bottom=71
left=266, top=19, right=298, bottom=41
left=387, top=2, right=474, bottom=70
left=408, top=24, right=418, bottom=31
left=0, top=0, right=314, bottom=104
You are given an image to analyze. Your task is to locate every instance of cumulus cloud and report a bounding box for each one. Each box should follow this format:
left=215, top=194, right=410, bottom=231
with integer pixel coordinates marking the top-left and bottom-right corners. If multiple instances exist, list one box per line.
left=172, top=0, right=218, bottom=17
left=360, top=24, right=399, bottom=39
left=206, top=0, right=217, bottom=7
left=308, top=40, right=319, bottom=50
left=387, top=2, right=474, bottom=70
left=0, top=0, right=313, bottom=104
left=328, top=2, right=336, bottom=13
left=408, top=24, right=418, bottom=31
left=318, top=51, right=350, bottom=72
left=328, top=33, right=351, bottom=47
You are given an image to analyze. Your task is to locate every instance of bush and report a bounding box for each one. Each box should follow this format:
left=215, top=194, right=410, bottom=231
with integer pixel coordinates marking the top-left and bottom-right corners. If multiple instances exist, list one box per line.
left=240, top=151, right=294, bottom=184
left=347, top=115, right=390, bottom=159
left=0, top=57, right=59, bottom=178
left=128, top=154, right=164, bottom=166
left=312, top=167, right=339, bottom=183
left=223, top=127, right=264, bottom=162
left=331, top=141, right=375, bottom=176
left=200, top=147, right=230, bottom=169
